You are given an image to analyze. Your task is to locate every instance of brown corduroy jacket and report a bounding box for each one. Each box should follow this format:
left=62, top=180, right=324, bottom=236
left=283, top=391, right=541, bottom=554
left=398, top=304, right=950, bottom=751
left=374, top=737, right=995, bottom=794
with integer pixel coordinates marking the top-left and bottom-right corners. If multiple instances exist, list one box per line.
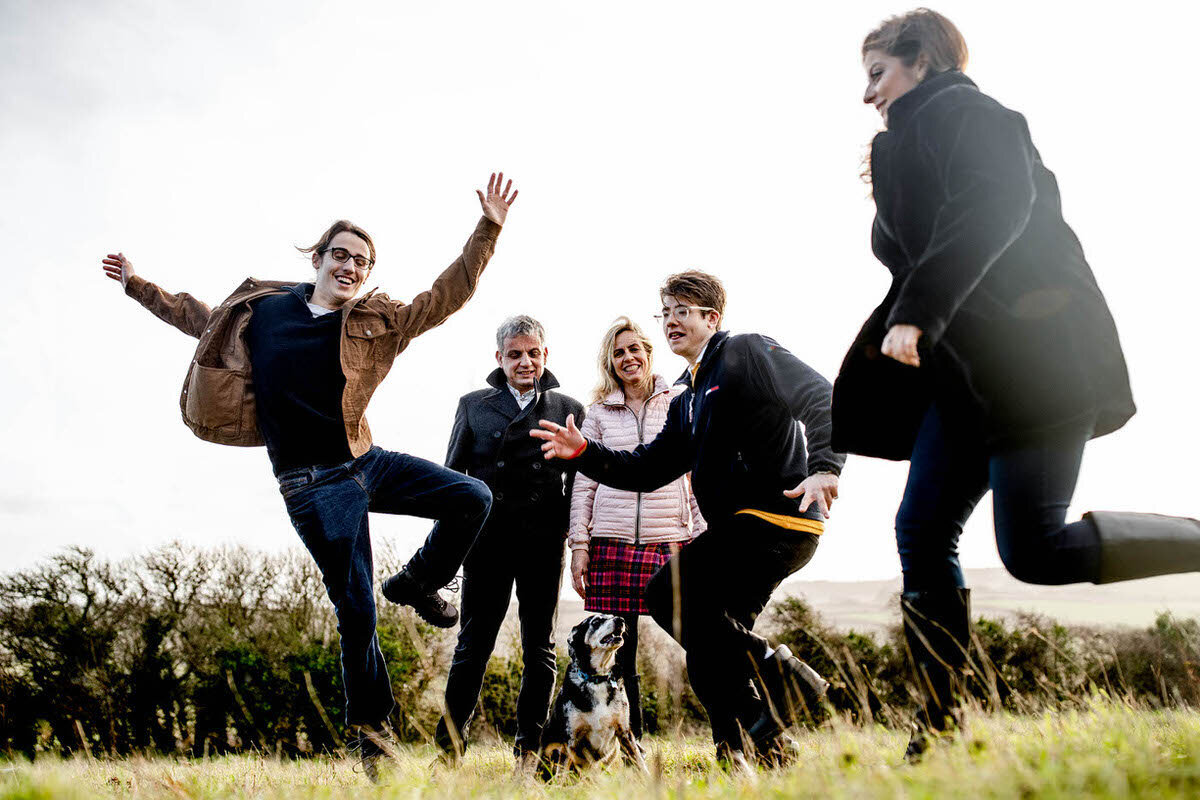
left=124, top=216, right=501, bottom=455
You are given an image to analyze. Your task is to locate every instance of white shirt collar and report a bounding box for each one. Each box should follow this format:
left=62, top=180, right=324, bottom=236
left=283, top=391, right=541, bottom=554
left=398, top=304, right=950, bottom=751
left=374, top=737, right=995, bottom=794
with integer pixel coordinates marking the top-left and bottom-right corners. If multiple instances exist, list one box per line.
left=508, top=382, right=536, bottom=410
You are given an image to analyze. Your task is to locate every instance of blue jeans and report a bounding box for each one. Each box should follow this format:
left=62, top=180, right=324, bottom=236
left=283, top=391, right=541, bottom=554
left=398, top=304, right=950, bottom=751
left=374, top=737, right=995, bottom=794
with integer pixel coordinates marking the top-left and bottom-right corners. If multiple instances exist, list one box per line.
left=896, top=406, right=1101, bottom=592
left=278, top=446, right=492, bottom=725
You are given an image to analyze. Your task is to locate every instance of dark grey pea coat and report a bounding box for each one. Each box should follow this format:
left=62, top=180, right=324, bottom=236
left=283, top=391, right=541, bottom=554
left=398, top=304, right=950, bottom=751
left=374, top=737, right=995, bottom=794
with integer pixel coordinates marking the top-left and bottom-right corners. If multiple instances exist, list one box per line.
left=446, top=368, right=585, bottom=533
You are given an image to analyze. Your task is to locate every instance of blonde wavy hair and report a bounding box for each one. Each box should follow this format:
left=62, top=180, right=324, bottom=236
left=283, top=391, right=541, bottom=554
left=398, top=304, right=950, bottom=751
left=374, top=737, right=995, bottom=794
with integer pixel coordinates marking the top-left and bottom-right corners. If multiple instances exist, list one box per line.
left=592, top=316, right=655, bottom=404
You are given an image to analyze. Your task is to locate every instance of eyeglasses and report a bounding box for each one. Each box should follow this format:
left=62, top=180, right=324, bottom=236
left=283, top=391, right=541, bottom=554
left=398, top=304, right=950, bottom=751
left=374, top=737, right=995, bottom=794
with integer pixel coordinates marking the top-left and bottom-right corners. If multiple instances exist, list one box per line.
left=323, top=247, right=373, bottom=271
left=654, top=305, right=716, bottom=323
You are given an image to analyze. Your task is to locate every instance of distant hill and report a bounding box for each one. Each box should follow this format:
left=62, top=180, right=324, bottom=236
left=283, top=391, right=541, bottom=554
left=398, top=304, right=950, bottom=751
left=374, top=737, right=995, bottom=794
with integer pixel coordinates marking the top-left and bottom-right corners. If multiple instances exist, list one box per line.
left=544, top=569, right=1200, bottom=641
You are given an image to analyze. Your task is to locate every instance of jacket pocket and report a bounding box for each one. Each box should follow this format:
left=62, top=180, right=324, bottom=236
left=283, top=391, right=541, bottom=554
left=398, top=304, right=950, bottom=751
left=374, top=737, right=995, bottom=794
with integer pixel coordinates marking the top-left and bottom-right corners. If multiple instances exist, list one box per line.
left=185, top=365, right=245, bottom=433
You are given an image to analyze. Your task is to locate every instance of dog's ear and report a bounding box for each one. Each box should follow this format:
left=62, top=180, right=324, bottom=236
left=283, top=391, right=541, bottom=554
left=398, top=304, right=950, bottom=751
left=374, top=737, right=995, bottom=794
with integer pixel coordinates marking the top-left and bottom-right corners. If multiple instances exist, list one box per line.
left=569, top=617, right=592, bottom=662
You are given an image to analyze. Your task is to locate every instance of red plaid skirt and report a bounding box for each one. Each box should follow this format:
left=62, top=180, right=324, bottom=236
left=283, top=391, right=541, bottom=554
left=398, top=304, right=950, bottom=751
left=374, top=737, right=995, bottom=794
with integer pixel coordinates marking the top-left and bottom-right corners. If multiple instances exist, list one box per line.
left=584, top=538, right=683, bottom=615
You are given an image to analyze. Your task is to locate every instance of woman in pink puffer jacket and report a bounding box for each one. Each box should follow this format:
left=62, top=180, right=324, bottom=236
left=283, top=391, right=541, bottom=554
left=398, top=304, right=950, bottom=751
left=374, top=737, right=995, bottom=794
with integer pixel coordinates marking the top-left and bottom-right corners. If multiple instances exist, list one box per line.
left=568, top=316, right=705, bottom=738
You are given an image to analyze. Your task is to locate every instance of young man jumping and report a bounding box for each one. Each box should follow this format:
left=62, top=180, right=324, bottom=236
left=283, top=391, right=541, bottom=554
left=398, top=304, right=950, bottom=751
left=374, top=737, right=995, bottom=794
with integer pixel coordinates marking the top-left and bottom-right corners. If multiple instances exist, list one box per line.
left=532, top=270, right=845, bottom=769
left=100, top=174, right=517, bottom=778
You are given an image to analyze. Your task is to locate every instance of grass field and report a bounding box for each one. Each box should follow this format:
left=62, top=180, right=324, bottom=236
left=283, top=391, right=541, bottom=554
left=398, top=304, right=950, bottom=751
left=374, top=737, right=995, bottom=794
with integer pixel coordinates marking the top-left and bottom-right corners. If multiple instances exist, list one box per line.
left=4, top=702, right=1200, bottom=799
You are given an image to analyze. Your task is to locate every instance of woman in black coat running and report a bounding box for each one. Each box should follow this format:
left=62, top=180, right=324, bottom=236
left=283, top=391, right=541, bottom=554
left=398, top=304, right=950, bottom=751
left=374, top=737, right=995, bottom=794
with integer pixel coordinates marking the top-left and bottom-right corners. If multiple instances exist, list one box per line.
left=832, top=8, right=1200, bottom=760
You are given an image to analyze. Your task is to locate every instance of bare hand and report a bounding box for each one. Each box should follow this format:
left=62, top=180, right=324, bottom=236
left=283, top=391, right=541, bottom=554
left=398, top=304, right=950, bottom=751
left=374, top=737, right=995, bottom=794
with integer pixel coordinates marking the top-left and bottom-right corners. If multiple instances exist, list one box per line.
left=881, top=324, right=922, bottom=367
left=530, top=414, right=585, bottom=460
left=476, top=172, right=518, bottom=226
left=570, top=550, right=589, bottom=599
left=783, top=473, right=840, bottom=519
left=101, top=252, right=135, bottom=288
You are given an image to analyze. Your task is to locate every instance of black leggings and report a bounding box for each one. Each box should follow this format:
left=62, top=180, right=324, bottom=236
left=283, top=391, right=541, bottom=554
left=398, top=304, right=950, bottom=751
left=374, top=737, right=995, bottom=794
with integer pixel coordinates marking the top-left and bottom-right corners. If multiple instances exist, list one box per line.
left=896, top=405, right=1101, bottom=591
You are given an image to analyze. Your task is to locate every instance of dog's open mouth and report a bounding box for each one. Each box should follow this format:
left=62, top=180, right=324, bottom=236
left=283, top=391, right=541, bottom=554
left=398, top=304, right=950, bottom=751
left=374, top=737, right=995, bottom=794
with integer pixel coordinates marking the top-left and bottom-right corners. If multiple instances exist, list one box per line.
left=601, top=632, right=623, bottom=645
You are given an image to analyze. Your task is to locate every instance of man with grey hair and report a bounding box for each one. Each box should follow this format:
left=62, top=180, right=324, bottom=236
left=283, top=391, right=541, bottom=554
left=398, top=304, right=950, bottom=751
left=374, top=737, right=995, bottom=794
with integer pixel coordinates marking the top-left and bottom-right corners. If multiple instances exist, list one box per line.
left=434, top=315, right=584, bottom=774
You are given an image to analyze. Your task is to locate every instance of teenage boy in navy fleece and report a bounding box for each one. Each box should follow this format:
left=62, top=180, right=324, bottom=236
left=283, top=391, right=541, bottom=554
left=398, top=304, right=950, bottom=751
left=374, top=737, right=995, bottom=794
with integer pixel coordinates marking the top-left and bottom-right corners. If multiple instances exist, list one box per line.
left=532, top=270, right=846, bottom=769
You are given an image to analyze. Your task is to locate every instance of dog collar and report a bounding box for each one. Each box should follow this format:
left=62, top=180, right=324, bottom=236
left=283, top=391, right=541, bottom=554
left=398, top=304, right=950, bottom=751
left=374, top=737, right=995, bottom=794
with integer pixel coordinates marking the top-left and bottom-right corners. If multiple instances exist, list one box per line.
left=574, top=666, right=618, bottom=685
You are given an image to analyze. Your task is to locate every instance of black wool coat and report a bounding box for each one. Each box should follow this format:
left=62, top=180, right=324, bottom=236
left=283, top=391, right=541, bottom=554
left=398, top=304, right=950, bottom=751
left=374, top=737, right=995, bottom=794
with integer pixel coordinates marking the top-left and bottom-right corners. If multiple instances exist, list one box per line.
left=446, top=368, right=585, bottom=534
left=832, top=71, right=1135, bottom=460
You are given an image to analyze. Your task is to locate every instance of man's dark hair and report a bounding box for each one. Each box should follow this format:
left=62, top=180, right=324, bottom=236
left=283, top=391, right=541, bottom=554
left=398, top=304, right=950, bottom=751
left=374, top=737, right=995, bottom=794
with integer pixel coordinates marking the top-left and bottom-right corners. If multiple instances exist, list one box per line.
left=660, top=270, right=727, bottom=323
left=297, top=220, right=377, bottom=267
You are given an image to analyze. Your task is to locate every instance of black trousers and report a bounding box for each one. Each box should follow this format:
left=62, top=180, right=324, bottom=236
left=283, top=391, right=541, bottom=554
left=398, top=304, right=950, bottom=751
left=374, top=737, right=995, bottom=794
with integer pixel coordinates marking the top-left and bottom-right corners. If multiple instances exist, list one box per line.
left=435, top=521, right=565, bottom=755
left=614, top=613, right=642, bottom=737
left=644, top=513, right=819, bottom=748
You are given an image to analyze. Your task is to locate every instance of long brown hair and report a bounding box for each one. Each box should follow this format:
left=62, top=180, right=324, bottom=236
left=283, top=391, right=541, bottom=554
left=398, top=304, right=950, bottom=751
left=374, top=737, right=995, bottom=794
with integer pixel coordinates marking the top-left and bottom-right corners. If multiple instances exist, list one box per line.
left=592, top=316, right=656, bottom=404
left=860, top=9, right=968, bottom=187
left=862, top=8, right=968, bottom=74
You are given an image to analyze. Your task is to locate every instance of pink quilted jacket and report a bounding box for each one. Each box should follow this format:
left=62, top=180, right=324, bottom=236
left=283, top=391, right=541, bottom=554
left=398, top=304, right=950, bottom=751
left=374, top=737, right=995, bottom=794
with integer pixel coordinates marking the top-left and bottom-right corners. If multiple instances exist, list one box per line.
left=568, top=375, right=706, bottom=551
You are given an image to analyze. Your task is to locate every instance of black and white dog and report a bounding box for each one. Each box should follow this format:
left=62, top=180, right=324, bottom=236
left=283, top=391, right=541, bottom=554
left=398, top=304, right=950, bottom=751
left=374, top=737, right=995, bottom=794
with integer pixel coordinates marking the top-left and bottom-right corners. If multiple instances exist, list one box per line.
left=541, top=614, right=648, bottom=775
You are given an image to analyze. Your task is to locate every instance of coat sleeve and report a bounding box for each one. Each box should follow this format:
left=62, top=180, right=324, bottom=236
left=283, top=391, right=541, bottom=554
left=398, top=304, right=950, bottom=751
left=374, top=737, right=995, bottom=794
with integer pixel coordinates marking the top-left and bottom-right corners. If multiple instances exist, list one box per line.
left=562, top=401, right=584, bottom=515
left=567, top=405, right=600, bottom=551
left=123, top=275, right=213, bottom=339
left=686, top=473, right=706, bottom=536
left=885, top=102, right=1038, bottom=345
left=573, top=395, right=691, bottom=491
left=390, top=217, right=501, bottom=339
left=744, top=335, right=847, bottom=476
left=445, top=396, right=472, bottom=474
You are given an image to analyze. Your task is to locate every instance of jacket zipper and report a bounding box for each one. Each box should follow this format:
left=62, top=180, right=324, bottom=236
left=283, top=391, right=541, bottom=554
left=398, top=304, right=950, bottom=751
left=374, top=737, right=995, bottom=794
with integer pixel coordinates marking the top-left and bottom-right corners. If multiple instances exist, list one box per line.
left=612, top=387, right=667, bottom=545
left=632, top=401, right=650, bottom=545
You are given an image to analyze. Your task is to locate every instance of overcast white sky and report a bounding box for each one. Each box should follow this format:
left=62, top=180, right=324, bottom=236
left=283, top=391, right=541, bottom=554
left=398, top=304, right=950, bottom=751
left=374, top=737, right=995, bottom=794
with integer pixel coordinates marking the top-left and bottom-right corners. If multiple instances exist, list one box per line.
left=2, top=0, right=1198, bottom=587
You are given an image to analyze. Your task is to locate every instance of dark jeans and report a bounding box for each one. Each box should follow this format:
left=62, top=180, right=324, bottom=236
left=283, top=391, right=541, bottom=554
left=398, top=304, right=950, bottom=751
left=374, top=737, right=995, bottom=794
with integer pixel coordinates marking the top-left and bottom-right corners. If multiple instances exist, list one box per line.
left=435, top=521, right=565, bottom=755
left=896, top=405, right=1101, bottom=592
left=644, top=513, right=820, bottom=749
left=279, top=446, right=492, bottom=726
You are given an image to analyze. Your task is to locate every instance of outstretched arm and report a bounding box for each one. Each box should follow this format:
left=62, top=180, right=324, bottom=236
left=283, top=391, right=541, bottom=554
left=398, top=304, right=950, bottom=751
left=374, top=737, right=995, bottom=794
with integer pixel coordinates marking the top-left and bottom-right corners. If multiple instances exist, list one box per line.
left=392, top=173, right=518, bottom=338
left=532, top=400, right=692, bottom=493
left=101, top=252, right=212, bottom=339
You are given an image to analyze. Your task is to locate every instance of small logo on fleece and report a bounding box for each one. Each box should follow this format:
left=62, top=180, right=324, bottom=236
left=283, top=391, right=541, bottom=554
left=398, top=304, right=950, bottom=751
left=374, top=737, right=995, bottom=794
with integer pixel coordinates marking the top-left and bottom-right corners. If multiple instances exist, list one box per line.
left=705, top=386, right=720, bottom=395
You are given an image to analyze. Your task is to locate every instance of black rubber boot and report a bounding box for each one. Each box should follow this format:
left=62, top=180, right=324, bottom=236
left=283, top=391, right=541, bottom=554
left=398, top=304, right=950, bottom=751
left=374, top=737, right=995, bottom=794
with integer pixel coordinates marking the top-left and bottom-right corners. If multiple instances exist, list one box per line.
left=381, top=567, right=459, bottom=628
left=745, top=645, right=830, bottom=748
left=901, top=588, right=971, bottom=763
left=1087, top=511, right=1200, bottom=583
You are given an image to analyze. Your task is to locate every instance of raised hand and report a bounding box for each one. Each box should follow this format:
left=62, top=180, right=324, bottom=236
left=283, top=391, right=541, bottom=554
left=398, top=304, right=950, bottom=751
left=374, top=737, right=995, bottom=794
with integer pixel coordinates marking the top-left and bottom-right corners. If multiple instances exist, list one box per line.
left=881, top=324, right=922, bottom=367
left=101, top=252, right=136, bottom=288
left=530, top=414, right=585, bottom=460
left=476, top=172, right=518, bottom=226
left=783, top=473, right=840, bottom=519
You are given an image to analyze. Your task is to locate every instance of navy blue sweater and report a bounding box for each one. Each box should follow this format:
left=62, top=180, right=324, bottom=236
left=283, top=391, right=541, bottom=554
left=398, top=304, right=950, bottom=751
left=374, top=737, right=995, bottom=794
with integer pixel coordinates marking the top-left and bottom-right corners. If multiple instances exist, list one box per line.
left=247, top=285, right=351, bottom=474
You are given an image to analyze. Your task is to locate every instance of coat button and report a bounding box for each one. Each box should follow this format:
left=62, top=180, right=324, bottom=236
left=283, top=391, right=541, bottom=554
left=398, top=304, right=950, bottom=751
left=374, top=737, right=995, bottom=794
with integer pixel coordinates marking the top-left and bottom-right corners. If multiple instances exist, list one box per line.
left=530, top=491, right=540, bottom=501
left=493, top=431, right=502, bottom=439
left=365, top=329, right=371, bottom=336
left=532, top=463, right=541, bottom=471
left=495, top=492, right=504, bottom=501
left=497, top=460, right=505, bottom=468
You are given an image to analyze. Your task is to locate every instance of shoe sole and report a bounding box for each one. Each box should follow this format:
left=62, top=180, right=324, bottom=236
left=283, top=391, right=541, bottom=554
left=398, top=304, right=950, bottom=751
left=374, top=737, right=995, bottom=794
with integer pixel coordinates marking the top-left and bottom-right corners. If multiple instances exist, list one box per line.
left=381, top=575, right=459, bottom=628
